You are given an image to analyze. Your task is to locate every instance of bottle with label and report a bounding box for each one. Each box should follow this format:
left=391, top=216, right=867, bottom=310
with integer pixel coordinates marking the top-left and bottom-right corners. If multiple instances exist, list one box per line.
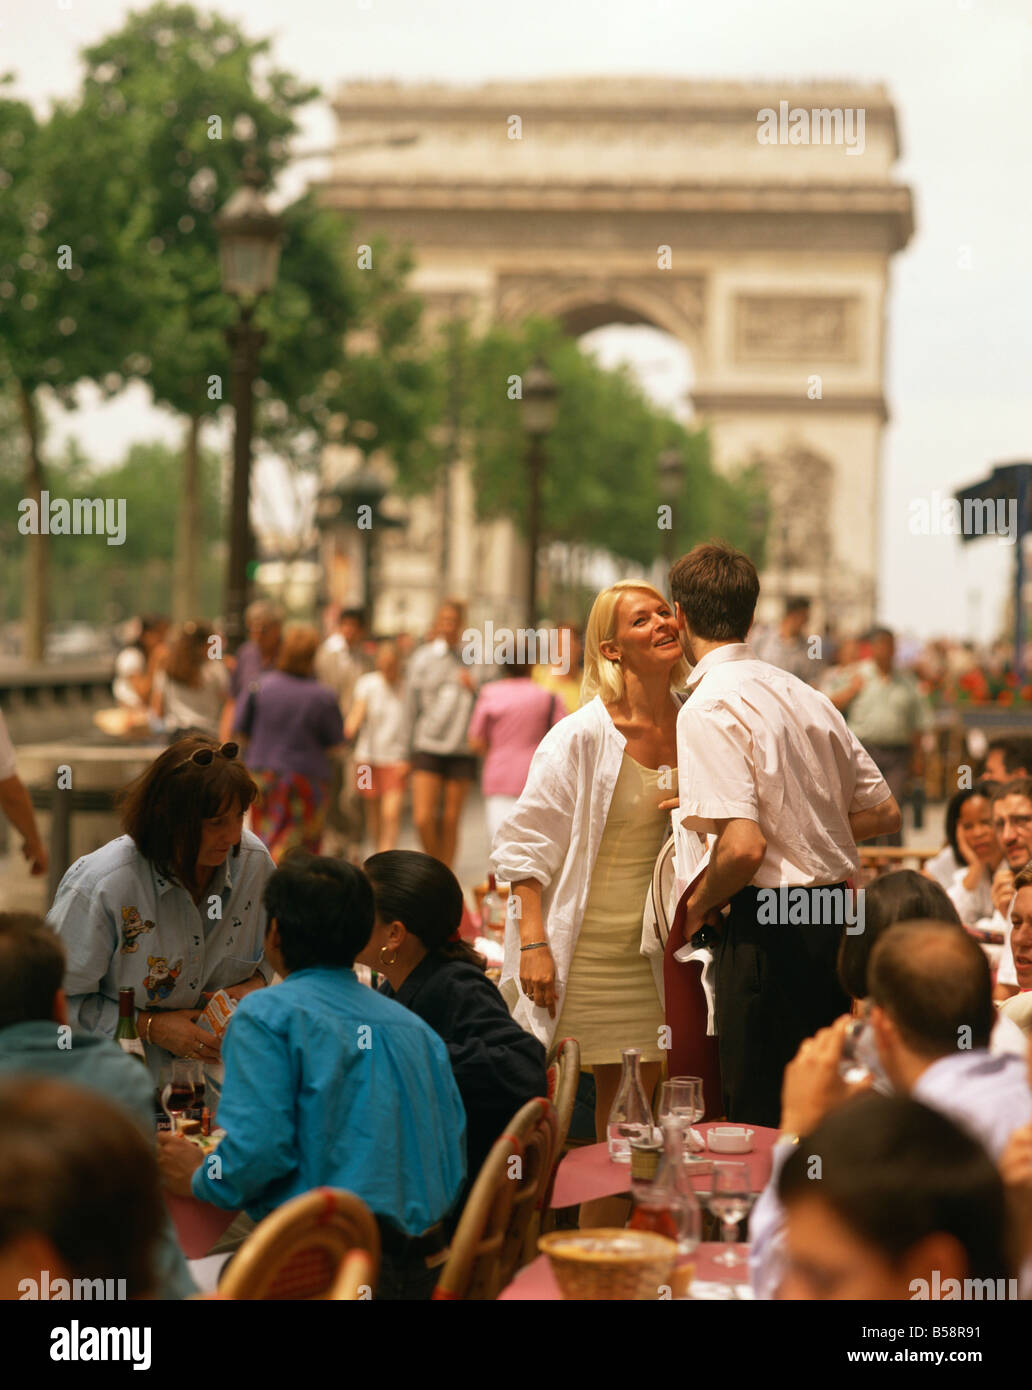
left=115, top=987, right=147, bottom=1063
left=480, top=873, right=506, bottom=943
left=606, top=1047, right=653, bottom=1163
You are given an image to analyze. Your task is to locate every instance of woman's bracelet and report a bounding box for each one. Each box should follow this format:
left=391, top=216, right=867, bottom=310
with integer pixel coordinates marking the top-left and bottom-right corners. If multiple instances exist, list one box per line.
left=520, top=941, right=549, bottom=952
left=142, top=1012, right=155, bottom=1044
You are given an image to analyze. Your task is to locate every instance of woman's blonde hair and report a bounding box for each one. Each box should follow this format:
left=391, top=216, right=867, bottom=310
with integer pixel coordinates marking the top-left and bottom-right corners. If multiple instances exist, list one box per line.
left=581, top=581, right=690, bottom=705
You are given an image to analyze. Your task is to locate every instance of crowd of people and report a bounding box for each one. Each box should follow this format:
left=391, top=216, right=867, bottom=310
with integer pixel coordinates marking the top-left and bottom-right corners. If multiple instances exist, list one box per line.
left=0, top=540, right=1030, bottom=1305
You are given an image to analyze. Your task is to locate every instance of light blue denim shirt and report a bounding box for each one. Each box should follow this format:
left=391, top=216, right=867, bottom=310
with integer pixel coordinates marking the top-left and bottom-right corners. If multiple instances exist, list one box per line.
left=47, top=830, right=276, bottom=1080
left=192, top=967, right=468, bottom=1234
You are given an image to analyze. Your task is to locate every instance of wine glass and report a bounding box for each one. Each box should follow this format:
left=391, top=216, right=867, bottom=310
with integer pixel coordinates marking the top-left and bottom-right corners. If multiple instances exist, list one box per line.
left=706, top=1161, right=755, bottom=1269
left=161, top=1059, right=196, bottom=1122
left=658, top=1077, right=704, bottom=1157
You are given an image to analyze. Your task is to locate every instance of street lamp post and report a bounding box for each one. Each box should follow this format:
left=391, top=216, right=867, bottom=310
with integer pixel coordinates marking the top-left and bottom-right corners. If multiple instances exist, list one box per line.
left=519, top=359, right=558, bottom=628
left=216, top=163, right=282, bottom=653
left=657, top=448, right=683, bottom=571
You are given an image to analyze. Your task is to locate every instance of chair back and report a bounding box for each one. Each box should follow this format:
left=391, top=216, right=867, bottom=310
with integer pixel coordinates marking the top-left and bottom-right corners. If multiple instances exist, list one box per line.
left=433, top=1096, right=558, bottom=1301
left=218, top=1188, right=380, bottom=1301
left=547, top=1036, right=581, bottom=1159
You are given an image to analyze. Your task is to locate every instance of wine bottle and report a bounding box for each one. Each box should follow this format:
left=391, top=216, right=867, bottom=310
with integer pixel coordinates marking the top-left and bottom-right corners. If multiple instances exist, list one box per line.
left=116, top=987, right=146, bottom=1063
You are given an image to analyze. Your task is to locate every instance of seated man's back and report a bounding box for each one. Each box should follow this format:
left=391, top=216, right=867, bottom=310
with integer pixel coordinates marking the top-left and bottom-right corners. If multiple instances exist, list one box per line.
left=192, top=965, right=467, bottom=1234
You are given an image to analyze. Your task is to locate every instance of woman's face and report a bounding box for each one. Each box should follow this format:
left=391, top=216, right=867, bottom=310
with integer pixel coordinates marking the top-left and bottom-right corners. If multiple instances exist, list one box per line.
left=602, top=592, right=681, bottom=677
left=1009, top=887, right=1032, bottom=990
left=195, top=800, right=245, bottom=871
left=958, top=795, right=999, bottom=864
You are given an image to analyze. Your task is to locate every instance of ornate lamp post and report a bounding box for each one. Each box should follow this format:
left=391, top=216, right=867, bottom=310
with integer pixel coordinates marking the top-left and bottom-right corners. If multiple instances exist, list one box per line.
left=216, top=163, right=282, bottom=652
left=519, top=359, right=558, bottom=628
left=657, top=447, right=683, bottom=570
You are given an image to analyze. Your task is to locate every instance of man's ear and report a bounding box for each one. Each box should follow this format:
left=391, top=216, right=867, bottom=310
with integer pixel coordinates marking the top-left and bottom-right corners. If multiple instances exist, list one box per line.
left=52, top=988, right=68, bottom=1028
left=900, top=1232, right=968, bottom=1290
left=674, top=602, right=686, bottom=631
left=265, top=918, right=280, bottom=952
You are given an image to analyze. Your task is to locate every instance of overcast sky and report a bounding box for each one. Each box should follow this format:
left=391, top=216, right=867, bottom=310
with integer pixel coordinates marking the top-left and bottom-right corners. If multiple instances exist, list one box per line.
left=5, top=0, right=1031, bottom=641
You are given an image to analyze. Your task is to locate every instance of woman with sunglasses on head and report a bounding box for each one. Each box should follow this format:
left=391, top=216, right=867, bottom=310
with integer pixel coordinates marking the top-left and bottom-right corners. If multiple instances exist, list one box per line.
left=46, top=736, right=276, bottom=1081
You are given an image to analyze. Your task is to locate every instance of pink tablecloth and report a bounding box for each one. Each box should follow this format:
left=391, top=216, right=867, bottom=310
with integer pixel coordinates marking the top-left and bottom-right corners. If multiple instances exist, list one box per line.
left=500, top=1244, right=746, bottom=1300
left=164, top=1193, right=239, bottom=1259
left=550, top=1122, right=777, bottom=1210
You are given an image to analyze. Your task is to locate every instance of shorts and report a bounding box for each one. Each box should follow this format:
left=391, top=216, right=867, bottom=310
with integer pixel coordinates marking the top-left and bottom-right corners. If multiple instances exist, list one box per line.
left=357, top=763, right=409, bottom=799
left=410, top=752, right=478, bottom=781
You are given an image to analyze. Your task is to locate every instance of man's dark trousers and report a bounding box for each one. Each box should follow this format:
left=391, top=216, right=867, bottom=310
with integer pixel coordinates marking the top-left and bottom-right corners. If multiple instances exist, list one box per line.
left=715, top=883, right=852, bottom=1128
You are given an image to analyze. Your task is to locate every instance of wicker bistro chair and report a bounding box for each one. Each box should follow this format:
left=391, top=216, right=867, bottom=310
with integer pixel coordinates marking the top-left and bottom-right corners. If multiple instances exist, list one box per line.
left=218, top=1188, right=380, bottom=1301
left=433, top=1096, right=558, bottom=1301
left=534, top=1037, right=582, bottom=1247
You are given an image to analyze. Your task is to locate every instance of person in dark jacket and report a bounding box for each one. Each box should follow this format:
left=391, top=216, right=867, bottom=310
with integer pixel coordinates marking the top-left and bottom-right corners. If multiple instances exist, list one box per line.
left=359, top=851, right=548, bottom=1188
left=0, top=912, right=195, bottom=1299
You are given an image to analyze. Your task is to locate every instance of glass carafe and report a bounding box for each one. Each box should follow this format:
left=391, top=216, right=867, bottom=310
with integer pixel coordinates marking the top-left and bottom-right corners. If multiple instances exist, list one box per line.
left=607, top=1047, right=653, bottom=1163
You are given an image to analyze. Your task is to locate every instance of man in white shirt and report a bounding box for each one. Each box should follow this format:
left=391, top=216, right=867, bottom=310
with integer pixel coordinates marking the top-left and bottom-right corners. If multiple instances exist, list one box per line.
left=750, top=919, right=1032, bottom=1298
left=670, top=542, right=900, bottom=1125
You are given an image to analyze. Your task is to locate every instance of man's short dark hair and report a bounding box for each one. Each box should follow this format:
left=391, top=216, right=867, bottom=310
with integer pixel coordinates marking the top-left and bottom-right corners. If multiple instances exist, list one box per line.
left=263, top=854, right=375, bottom=972
left=0, top=1077, right=163, bottom=1297
left=0, top=914, right=65, bottom=1031
left=340, top=608, right=367, bottom=626
left=778, top=1094, right=1010, bottom=1284
left=868, top=919, right=995, bottom=1056
left=987, top=737, right=1032, bottom=777
left=668, top=542, right=760, bottom=642
left=990, top=775, right=1032, bottom=806
left=785, top=596, right=811, bottom=616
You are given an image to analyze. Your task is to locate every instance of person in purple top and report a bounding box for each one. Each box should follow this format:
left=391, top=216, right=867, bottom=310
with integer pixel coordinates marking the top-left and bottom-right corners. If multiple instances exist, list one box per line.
left=232, top=625, right=345, bottom=861
left=219, top=600, right=283, bottom=742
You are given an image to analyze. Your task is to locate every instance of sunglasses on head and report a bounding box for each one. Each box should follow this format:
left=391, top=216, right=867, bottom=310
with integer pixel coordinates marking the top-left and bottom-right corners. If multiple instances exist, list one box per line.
left=173, top=741, right=239, bottom=770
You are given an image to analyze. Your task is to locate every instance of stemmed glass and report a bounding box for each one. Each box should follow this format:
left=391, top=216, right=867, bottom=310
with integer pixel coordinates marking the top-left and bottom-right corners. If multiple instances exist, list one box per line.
left=657, top=1076, right=704, bottom=1157
left=706, top=1161, right=755, bottom=1268
left=161, top=1059, right=200, bottom=1122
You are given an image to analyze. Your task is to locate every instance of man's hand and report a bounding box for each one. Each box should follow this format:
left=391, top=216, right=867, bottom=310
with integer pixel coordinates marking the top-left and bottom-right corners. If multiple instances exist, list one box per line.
left=657, top=796, right=680, bottom=812
left=992, top=862, right=1015, bottom=918
left=157, top=1132, right=205, bottom=1196
left=683, top=905, right=723, bottom=942
left=149, top=1009, right=222, bottom=1062
left=999, top=1122, right=1032, bottom=1257
left=780, top=1015, right=871, bottom=1137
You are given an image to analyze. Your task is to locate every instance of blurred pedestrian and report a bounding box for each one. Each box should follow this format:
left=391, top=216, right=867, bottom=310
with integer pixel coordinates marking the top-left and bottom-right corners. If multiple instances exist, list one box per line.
left=234, top=625, right=345, bottom=861
left=316, top=607, right=371, bottom=859
left=468, top=658, right=567, bottom=842
left=151, top=621, right=229, bottom=741
left=218, top=601, right=283, bottom=742
left=113, top=614, right=169, bottom=717
left=752, top=596, right=814, bottom=683
left=404, top=600, right=478, bottom=869
left=531, top=622, right=583, bottom=713
left=839, top=628, right=932, bottom=846
left=345, top=640, right=409, bottom=854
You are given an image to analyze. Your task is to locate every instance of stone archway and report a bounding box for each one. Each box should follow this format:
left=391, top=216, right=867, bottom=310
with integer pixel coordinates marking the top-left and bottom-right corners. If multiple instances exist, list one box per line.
left=316, top=77, right=913, bottom=635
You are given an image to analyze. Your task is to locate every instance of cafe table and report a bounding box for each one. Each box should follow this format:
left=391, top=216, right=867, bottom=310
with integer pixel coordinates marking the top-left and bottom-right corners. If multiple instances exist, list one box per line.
left=549, top=1121, right=778, bottom=1211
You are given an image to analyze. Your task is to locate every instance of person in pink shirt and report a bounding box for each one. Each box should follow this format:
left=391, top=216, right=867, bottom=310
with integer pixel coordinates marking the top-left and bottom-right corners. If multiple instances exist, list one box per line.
left=468, top=663, right=568, bottom=843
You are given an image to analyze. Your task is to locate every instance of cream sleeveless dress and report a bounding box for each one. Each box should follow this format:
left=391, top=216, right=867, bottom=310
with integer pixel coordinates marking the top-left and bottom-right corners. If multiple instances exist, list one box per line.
left=553, top=753, right=674, bottom=1065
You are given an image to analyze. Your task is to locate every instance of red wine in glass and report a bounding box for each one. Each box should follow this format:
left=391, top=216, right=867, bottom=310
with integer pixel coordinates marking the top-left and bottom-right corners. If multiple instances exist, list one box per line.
left=166, top=1085, right=193, bottom=1114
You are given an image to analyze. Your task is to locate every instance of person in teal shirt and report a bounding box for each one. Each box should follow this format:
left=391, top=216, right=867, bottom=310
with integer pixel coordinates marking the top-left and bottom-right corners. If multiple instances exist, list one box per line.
left=158, top=854, right=467, bottom=1300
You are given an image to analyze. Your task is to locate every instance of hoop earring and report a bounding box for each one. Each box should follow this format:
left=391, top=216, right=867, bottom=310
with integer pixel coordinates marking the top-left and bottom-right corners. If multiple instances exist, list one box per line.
left=379, top=944, right=398, bottom=967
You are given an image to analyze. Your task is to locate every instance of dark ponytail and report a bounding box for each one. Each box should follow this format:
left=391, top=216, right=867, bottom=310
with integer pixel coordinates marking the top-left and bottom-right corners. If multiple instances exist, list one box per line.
left=364, top=850, right=486, bottom=970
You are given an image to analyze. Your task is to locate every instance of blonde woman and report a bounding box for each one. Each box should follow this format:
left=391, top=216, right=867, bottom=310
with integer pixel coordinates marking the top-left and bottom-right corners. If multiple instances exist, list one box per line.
left=492, top=582, right=690, bottom=1157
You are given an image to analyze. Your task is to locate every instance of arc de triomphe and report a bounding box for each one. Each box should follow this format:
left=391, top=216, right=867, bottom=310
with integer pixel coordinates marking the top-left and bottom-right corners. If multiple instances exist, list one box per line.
left=315, top=78, right=913, bottom=639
